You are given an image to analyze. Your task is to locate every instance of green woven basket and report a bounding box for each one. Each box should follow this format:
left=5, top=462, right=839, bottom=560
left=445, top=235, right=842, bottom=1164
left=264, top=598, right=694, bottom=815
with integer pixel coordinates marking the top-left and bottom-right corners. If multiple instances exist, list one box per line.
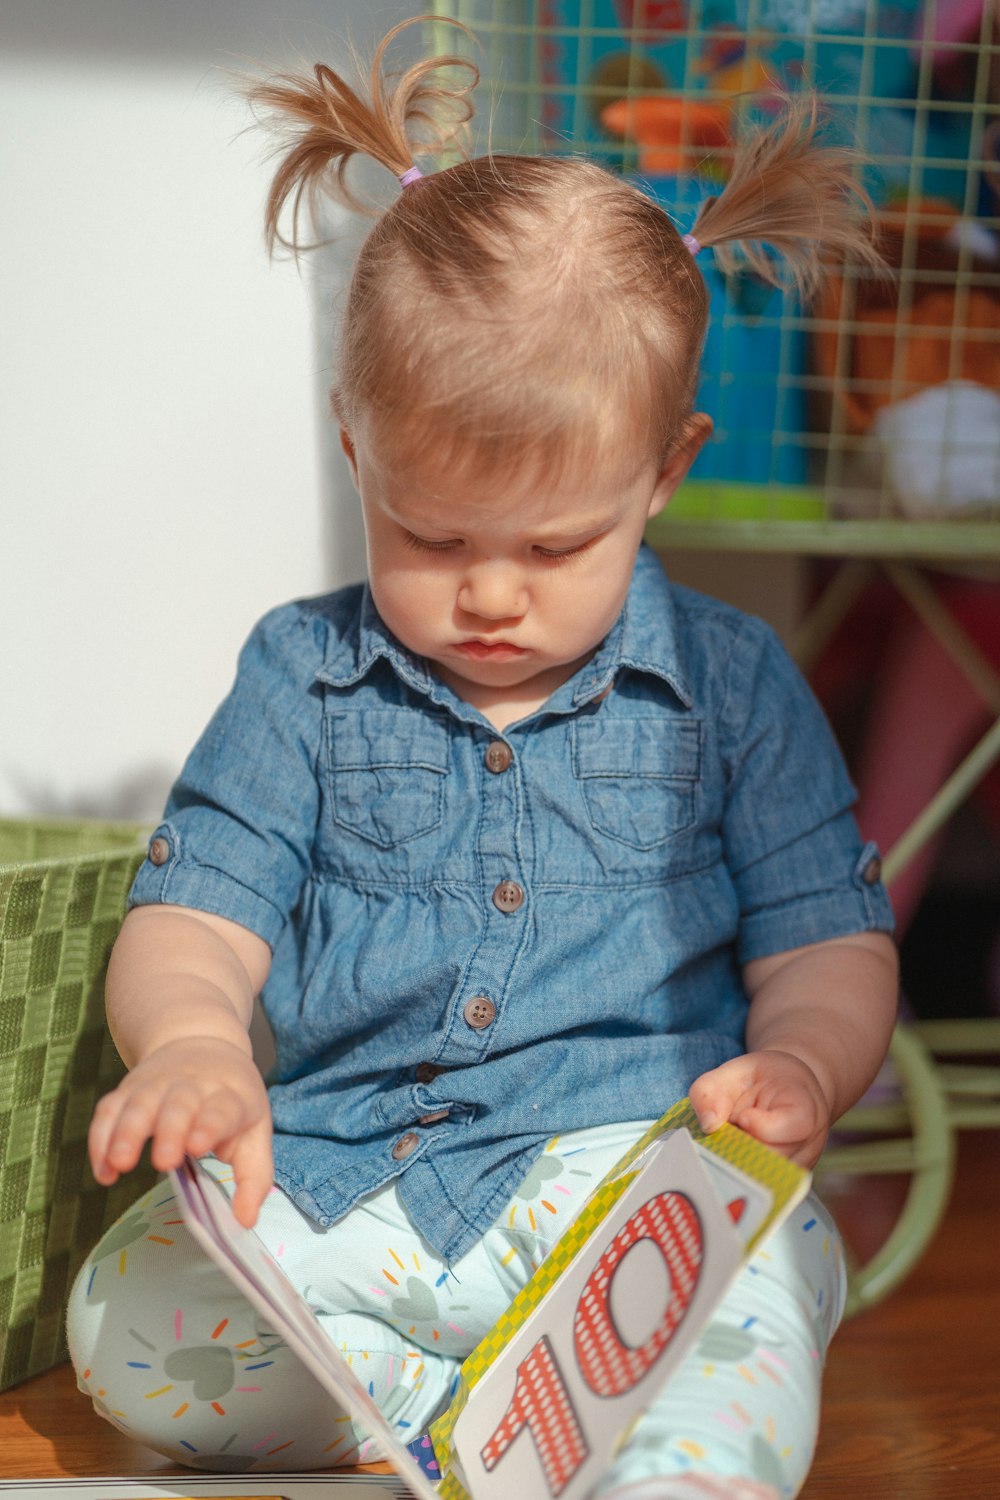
left=0, top=818, right=159, bottom=1389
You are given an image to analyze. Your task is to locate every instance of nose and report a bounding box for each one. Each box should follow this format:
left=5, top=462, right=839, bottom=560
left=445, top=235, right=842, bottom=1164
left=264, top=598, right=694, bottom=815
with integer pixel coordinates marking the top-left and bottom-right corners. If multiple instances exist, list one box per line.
left=457, top=560, right=529, bottom=622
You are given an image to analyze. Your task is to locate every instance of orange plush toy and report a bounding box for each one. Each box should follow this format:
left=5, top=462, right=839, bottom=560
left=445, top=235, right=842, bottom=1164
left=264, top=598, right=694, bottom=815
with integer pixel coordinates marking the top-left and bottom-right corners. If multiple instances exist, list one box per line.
left=813, top=208, right=1000, bottom=514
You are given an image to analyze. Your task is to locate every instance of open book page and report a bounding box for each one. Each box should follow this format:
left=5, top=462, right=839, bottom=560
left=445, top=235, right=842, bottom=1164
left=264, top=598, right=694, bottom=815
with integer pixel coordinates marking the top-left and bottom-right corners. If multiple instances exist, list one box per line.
left=169, top=1161, right=440, bottom=1500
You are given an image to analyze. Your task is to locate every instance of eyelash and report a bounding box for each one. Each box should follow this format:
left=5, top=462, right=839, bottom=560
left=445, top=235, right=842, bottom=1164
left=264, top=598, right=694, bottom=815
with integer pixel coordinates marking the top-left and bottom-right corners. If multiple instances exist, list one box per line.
left=403, top=533, right=459, bottom=553
left=403, top=534, right=590, bottom=563
left=534, top=543, right=590, bottom=563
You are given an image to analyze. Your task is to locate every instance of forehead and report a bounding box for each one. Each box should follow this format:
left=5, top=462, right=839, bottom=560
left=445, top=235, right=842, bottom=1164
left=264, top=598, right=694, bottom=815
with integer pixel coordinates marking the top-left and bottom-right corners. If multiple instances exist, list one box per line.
left=359, top=408, right=650, bottom=500
left=358, top=423, right=651, bottom=531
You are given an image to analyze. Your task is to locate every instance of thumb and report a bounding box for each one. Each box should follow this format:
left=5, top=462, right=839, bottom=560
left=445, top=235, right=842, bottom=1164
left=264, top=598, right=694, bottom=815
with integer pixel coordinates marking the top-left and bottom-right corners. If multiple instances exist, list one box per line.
left=689, top=1061, right=750, bottom=1135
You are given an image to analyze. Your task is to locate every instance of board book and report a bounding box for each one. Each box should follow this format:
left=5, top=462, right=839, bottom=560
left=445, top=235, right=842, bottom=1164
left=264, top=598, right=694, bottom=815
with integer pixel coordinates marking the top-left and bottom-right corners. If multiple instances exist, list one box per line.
left=170, top=1101, right=808, bottom=1499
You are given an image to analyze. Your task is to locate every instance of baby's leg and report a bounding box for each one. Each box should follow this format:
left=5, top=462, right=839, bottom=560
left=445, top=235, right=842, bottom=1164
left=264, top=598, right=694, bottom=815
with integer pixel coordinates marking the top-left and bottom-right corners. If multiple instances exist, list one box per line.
left=66, top=1121, right=650, bottom=1472
left=592, top=1193, right=847, bottom=1500
left=66, top=1168, right=462, bottom=1472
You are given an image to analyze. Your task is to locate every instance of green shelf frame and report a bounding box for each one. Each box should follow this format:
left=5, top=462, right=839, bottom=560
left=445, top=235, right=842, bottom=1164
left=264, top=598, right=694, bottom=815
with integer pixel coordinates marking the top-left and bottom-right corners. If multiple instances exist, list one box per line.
left=647, top=486, right=1000, bottom=560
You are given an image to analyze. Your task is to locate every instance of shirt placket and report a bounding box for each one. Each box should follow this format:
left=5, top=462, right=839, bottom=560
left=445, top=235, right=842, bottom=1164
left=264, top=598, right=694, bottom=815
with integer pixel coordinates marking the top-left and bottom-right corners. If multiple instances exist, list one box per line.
left=440, top=731, right=531, bottom=1064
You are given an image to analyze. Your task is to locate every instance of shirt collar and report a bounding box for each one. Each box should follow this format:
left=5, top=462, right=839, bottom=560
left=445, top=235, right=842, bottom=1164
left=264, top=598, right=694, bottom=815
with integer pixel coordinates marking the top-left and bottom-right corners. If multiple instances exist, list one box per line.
left=314, top=584, right=434, bottom=696
left=314, top=544, right=693, bottom=711
left=570, top=544, right=694, bottom=709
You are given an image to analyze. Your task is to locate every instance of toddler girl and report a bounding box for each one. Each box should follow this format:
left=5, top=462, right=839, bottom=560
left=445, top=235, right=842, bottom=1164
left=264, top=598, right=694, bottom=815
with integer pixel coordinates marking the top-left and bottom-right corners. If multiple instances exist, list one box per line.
left=69, top=20, right=897, bottom=1499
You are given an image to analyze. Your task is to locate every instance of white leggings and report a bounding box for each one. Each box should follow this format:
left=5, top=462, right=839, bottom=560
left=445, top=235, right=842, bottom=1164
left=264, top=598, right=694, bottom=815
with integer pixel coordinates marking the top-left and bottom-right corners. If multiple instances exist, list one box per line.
left=67, top=1120, right=845, bottom=1495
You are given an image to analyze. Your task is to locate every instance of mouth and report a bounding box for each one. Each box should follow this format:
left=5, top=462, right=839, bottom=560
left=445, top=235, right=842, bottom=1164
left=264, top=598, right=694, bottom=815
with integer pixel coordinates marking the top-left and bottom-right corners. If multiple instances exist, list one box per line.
left=453, top=640, right=528, bottom=661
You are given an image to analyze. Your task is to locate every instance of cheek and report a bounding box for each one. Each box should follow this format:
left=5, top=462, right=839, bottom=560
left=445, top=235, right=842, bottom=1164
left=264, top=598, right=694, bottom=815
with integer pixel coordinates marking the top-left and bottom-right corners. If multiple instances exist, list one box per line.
left=566, top=554, right=634, bottom=620
left=372, top=560, right=450, bottom=637
left=366, top=552, right=404, bottom=626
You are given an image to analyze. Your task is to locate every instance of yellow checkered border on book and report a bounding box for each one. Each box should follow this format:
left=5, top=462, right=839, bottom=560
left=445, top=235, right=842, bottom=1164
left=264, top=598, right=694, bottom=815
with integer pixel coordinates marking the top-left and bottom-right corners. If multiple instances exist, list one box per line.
left=429, top=1097, right=807, bottom=1499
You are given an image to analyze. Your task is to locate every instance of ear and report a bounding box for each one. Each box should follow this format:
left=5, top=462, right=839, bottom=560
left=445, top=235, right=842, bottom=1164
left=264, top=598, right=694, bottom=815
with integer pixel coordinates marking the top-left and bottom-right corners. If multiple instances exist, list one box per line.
left=339, top=427, right=360, bottom=490
left=646, top=413, right=713, bottom=519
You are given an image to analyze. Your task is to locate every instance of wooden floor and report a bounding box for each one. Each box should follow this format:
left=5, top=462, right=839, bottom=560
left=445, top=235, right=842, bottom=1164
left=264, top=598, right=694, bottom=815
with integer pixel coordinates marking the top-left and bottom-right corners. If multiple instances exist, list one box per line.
left=809, top=1126, right=1000, bottom=1497
left=1, top=1129, right=998, bottom=1496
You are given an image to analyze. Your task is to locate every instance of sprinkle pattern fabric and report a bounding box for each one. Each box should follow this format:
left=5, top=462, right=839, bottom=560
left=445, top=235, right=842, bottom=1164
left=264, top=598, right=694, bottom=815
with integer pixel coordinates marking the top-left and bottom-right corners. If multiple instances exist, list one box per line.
left=68, top=1122, right=843, bottom=1493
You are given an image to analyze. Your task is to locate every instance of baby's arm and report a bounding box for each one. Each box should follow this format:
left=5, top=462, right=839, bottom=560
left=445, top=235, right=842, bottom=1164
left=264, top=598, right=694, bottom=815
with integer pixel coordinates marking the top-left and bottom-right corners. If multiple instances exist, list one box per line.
left=88, top=905, right=274, bottom=1227
left=690, top=931, right=898, bottom=1167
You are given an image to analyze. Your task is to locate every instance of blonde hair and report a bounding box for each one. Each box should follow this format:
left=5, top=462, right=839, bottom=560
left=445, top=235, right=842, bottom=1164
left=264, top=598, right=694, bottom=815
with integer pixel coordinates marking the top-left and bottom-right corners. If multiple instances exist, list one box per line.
left=247, top=17, right=881, bottom=483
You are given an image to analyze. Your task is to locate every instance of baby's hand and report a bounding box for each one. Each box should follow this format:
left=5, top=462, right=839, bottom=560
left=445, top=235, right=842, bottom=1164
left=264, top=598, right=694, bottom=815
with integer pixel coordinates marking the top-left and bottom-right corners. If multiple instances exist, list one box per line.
left=689, top=1050, right=831, bottom=1168
left=89, top=1038, right=273, bottom=1227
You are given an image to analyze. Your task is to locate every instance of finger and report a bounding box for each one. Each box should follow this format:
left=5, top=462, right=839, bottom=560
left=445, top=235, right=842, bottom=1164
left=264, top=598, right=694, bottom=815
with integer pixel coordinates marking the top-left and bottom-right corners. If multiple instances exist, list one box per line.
left=732, top=1097, right=815, bottom=1143
left=89, top=1090, right=129, bottom=1183
left=228, top=1125, right=275, bottom=1229
left=740, top=1130, right=817, bottom=1167
left=729, top=1106, right=819, bottom=1164
left=100, top=1088, right=167, bottom=1176
left=689, top=1065, right=755, bottom=1133
left=147, top=1085, right=211, bottom=1172
left=182, top=1092, right=249, bottom=1160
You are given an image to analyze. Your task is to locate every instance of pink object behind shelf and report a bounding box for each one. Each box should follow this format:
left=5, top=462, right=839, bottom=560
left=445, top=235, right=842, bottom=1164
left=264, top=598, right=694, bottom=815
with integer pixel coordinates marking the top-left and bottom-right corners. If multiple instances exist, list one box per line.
left=917, top=0, right=985, bottom=53
left=853, top=579, right=1000, bottom=936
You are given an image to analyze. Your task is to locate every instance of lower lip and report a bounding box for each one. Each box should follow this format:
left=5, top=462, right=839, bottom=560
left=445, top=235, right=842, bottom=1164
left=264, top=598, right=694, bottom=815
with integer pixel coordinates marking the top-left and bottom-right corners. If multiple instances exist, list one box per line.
left=454, top=641, right=527, bottom=661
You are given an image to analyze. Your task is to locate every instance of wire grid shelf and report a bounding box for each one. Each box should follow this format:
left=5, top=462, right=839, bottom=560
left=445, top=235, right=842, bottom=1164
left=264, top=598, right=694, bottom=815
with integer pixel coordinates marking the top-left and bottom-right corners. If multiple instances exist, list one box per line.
left=428, top=2, right=1000, bottom=557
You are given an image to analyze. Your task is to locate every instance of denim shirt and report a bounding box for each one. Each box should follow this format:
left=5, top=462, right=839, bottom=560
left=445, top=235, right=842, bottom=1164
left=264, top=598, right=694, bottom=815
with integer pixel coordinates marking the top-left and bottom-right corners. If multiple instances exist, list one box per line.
left=130, top=545, right=893, bottom=1260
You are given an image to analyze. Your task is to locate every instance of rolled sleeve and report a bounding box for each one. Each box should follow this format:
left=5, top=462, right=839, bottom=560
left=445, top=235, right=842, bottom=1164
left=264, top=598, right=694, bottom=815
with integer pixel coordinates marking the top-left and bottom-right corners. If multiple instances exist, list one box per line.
left=128, top=603, right=324, bottom=949
left=720, top=617, right=895, bottom=963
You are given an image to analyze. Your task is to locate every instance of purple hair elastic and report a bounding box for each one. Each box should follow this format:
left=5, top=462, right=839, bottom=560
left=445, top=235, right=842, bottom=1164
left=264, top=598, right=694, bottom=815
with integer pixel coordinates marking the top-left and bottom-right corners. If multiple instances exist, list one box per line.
left=399, top=165, right=424, bottom=189
left=682, top=233, right=702, bottom=257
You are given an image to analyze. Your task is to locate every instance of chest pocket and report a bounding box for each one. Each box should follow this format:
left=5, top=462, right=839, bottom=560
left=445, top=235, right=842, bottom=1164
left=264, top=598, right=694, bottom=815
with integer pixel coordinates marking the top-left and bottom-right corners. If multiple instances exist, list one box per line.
left=325, top=710, right=449, bottom=849
left=572, top=717, right=701, bottom=849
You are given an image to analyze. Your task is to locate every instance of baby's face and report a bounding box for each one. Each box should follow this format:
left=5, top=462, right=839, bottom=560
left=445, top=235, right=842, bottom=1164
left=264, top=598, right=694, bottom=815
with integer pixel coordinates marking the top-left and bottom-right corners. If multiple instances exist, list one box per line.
left=341, top=422, right=704, bottom=729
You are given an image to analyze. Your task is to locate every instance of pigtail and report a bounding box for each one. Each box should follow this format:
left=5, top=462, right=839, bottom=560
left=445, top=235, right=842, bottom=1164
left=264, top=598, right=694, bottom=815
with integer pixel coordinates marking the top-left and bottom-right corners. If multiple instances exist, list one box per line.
left=245, top=16, right=478, bottom=254
left=690, top=94, right=884, bottom=301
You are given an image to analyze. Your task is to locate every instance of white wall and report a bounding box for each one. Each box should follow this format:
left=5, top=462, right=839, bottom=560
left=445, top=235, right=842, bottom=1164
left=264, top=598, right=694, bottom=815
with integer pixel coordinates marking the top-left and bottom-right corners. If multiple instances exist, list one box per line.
left=0, top=1, right=414, bottom=822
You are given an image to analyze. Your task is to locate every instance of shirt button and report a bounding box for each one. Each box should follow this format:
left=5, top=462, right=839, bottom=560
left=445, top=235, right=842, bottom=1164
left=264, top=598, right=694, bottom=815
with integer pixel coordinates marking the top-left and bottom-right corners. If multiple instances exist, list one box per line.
left=464, top=995, right=497, bottom=1030
left=485, top=741, right=512, bottom=774
left=417, top=1108, right=450, bottom=1125
left=862, top=855, right=883, bottom=885
left=391, top=1132, right=420, bottom=1161
left=415, top=1062, right=444, bottom=1084
left=148, top=837, right=170, bottom=867
left=492, top=880, right=524, bottom=913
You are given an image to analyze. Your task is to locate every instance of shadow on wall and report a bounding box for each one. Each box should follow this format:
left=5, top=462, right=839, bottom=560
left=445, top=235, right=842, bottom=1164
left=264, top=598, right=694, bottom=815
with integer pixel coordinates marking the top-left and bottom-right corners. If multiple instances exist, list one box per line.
left=5, top=766, right=176, bottom=827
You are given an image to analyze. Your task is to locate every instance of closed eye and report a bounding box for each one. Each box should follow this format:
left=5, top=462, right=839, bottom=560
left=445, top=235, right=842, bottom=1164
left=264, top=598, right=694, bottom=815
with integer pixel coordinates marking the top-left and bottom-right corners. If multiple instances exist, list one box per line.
left=533, top=540, right=595, bottom=562
left=403, top=532, right=461, bottom=553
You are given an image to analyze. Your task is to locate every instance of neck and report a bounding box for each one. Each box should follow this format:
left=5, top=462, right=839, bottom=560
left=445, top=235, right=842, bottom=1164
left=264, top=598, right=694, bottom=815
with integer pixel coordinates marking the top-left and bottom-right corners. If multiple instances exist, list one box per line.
left=432, top=654, right=596, bottom=731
